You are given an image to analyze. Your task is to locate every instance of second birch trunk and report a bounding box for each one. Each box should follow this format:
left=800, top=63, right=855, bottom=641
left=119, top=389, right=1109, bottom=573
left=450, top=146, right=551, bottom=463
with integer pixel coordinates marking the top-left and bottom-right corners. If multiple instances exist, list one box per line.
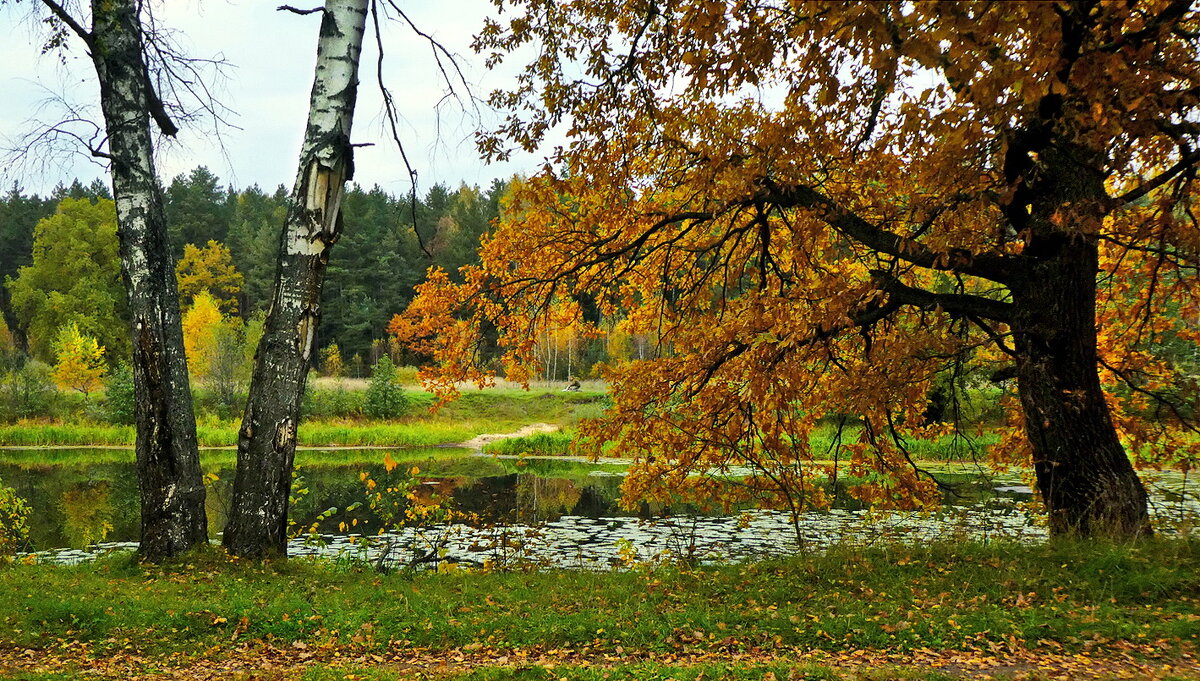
left=223, top=0, right=369, bottom=557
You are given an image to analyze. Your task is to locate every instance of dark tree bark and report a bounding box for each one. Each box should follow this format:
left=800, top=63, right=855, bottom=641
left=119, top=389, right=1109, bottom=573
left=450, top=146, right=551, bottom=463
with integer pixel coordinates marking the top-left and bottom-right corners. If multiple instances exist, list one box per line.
left=86, top=0, right=208, bottom=558
left=1008, top=144, right=1151, bottom=538
left=754, top=137, right=1155, bottom=539
left=1011, top=244, right=1151, bottom=537
left=223, top=0, right=368, bottom=558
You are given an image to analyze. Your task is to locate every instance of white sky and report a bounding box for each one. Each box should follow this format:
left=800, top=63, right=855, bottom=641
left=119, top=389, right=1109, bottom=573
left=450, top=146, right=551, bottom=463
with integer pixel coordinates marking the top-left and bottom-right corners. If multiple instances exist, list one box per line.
left=0, top=0, right=547, bottom=197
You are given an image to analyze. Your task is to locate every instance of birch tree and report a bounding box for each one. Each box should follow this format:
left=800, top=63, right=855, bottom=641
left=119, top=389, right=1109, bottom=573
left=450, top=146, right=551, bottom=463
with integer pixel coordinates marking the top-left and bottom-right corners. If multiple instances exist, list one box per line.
left=223, top=0, right=369, bottom=558
left=33, top=0, right=207, bottom=559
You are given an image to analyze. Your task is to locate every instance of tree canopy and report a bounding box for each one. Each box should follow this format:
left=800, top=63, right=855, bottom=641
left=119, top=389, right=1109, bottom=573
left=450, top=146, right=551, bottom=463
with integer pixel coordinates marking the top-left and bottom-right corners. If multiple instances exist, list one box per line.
left=175, top=240, right=244, bottom=316
left=5, top=198, right=128, bottom=363
left=397, top=0, right=1200, bottom=537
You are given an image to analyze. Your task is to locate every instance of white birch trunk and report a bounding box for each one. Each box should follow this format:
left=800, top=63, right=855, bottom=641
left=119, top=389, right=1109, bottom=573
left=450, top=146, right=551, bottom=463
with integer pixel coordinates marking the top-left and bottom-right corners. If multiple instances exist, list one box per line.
left=88, top=0, right=207, bottom=560
left=223, top=0, right=369, bottom=557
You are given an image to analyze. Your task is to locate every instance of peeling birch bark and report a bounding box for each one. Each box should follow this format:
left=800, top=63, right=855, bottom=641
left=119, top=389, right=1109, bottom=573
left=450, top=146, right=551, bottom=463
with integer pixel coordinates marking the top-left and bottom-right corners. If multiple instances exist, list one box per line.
left=88, top=0, right=208, bottom=560
left=223, top=0, right=369, bottom=558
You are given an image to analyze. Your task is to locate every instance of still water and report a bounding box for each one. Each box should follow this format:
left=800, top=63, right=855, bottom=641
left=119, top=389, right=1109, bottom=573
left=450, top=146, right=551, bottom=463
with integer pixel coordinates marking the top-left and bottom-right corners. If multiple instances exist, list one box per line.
left=3, top=447, right=1196, bottom=568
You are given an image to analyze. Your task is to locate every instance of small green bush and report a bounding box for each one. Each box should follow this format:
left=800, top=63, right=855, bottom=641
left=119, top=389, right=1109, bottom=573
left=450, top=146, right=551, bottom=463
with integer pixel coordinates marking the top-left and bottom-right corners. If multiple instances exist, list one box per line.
left=364, top=356, right=408, bottom=420
left=393, top=364, right=421, bottom=385
left=302, top=384, right=365, bottom=419
left=0, top=479, right=31, bottom=559
left=102, top=363, right=136, bottom=425
left=483, top=430, right=573, bottom=456
left=0, top=360, right=57, bottom=423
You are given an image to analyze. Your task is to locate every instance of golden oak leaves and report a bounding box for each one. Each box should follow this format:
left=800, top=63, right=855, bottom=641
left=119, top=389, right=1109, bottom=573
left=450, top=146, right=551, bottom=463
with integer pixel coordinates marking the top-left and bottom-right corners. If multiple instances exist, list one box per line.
left=401, top=1, right=1198, bottom=512
left=1095, top=196, right=1200, bottom=472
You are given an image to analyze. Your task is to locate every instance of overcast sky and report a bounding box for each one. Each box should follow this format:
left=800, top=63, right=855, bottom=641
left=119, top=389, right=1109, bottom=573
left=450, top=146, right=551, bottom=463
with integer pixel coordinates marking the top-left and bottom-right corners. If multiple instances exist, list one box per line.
left=0, top=0, right=546, bottom=197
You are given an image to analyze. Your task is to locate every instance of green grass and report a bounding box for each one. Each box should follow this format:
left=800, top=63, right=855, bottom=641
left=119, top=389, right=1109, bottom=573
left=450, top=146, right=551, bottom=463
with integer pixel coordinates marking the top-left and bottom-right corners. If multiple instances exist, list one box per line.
left=0, top=421, right=486, bottom=448
left=1, top=539, right=1196, bottom=658
left=0, top=390, right=608, bottom=448
left=481, top=423, right=1002, bottom=463
left=0, top=446, right=481, bottom=470
left=0, top=424, right=136, bottom=446
left=483, top=430, right=575, bottom=457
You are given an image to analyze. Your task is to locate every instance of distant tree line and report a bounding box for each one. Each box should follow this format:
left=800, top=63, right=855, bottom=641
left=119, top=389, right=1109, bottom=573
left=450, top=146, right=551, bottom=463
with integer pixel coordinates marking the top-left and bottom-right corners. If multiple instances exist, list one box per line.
left=0, top=168, right=510, bottom=374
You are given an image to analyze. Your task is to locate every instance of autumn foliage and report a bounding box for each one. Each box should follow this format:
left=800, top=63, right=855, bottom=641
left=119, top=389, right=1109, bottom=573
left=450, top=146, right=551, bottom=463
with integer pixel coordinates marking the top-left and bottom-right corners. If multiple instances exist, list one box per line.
left=51, top=322, right=106, bottom=399
left=175, top=240, right=244, bottom=316
left=395, top=1, right=1199, bottom=537
left=182, top=289, right=233, bottom=382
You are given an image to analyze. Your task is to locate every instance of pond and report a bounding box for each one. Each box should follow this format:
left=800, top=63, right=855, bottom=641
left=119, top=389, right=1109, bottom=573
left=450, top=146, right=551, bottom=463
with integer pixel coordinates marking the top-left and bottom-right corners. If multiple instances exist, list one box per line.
left=3, top=447, right=1196, bottom=568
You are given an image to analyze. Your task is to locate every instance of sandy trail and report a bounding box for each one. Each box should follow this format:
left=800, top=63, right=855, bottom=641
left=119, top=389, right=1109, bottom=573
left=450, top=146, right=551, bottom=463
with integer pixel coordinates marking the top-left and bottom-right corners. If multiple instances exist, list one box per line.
left=457, top=422, right=559, bottom=453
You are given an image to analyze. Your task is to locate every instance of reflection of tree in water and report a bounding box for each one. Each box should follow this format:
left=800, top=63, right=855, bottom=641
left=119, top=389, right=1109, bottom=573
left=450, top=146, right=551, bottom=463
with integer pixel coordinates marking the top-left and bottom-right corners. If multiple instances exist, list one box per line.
left=59, top=483, right=115, bottom=548
left=516, top=474, right=582, bottom=522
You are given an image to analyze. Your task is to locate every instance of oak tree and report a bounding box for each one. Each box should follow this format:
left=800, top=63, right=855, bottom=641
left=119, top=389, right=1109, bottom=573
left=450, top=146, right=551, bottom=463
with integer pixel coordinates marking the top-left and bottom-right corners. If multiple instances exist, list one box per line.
left=398, top=0, right=1199, bottom=538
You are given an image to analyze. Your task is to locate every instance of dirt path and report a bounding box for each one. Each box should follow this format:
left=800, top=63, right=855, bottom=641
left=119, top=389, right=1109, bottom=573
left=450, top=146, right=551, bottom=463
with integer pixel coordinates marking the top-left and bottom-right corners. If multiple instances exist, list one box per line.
left=457, top=422, right=559, bottom=453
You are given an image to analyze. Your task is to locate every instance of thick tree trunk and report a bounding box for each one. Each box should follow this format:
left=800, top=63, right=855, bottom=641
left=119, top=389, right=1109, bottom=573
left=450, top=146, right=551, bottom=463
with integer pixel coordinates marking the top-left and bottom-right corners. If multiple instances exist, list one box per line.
left=1009, top=145, right=1151, bottom=539
left=223, top=0, right=368, bottom=558
left=90, top=0, right=207, bottom=559
left=1011, top=242, right=1151, bottom=538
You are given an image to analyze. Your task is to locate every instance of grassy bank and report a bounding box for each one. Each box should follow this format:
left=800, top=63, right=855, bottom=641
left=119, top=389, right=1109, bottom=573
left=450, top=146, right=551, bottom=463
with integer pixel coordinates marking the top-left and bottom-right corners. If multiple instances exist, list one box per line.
left=0, top=540, right=1197, bottom=679
left=0, top=421, right=485, bottom=448
left=483, top=430, right=575, bottom=457
left=486, top=425, right=1002, bottom=463
left=0, top=390, right=606, bottom=448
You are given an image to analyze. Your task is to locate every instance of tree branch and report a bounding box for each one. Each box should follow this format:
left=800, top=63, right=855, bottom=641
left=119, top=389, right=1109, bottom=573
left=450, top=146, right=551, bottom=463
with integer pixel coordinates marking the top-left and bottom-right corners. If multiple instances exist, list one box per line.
left=1110, top=150, right=1198, bottom=207
left=277, top=5, right=326, bottom=15
left=871, top=271, right=1014, bottom=322
left=39, top=0, right=93, bottom=48
left=760, top=180, right=1017, bottom=284
left=1098, top=357, right=1200, bottom=436
left=142, top=62, right=179, bottom=137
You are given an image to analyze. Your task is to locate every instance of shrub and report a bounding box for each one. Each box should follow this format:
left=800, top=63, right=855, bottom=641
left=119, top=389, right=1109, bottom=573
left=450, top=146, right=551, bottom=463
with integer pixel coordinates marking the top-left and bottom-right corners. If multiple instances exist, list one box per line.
left=0, top=479, right=31, bottom=560
left=364, top=356, right=408, bottom=420
left=0, top=360, right=57, bottom=423
left=393, top=364, right=421, bottom=385
left=302, top=385, right=365, bottom=419
left=103, top=364, right=136, bottom=425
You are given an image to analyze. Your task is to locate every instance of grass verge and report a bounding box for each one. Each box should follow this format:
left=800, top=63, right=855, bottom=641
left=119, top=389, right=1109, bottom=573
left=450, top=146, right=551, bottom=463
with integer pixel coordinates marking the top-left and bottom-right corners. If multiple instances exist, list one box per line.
left=0, top=390, right=607, bottom=448
left=1, top=540, right=1196, bottom=656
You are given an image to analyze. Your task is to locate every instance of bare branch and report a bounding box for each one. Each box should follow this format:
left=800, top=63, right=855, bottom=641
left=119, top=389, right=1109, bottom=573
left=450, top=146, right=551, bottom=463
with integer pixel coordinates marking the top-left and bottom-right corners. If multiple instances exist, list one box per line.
left=3, top=90, right=115, bottom=180
left=277, top=5, right=325, bottom=15
left=380, top=0, right=479, bottom=114
left=139, top=11, right=237, bottom=141
left=369, top=0, right=427, bottom=257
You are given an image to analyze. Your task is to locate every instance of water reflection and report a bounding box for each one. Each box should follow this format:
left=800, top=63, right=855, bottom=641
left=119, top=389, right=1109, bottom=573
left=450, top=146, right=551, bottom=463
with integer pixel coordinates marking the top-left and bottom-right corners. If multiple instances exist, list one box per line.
left=59, top=482, right=115, bottom=548
left=2, top=447, right=1196, bottom=559
left=0, top=448, right=634, bottom=550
